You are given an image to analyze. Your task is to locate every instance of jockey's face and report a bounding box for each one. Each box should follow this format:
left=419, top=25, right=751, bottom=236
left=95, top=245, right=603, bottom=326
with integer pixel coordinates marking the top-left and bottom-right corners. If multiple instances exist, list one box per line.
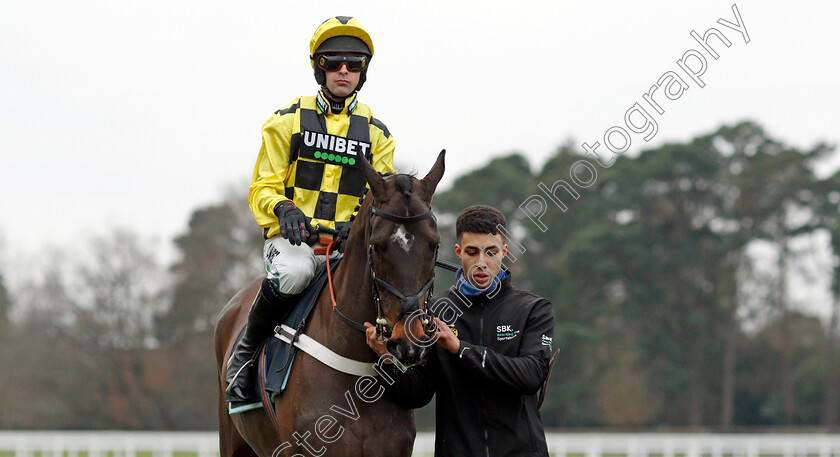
left=455, top=232, right=508, bottom=289
left=322, top=53, right=364, bottom=99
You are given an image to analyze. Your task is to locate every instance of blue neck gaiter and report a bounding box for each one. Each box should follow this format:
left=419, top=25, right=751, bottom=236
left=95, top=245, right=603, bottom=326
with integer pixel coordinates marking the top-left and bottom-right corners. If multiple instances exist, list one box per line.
left=455, top=268, right=508, bottom=297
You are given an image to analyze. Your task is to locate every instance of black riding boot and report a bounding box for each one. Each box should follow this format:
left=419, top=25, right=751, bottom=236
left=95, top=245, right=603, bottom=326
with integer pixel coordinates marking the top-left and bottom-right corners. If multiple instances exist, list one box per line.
left=225, top=279, right=297, bottom=401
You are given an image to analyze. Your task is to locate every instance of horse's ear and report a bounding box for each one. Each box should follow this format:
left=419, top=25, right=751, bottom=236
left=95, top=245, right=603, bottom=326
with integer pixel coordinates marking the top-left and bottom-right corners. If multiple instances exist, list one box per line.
left=360, top=154, right=386, bottom=201
left=420, top=149, right=446, bottom=201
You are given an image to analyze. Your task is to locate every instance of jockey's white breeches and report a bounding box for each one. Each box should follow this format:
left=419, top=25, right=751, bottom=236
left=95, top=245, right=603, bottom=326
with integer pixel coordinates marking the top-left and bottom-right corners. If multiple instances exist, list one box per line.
left=263, top=237, right=341, bottom=295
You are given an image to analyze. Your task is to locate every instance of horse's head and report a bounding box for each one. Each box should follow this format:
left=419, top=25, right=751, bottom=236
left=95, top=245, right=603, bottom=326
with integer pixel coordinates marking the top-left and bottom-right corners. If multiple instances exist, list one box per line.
left=359, top=150, right=445, bottom=366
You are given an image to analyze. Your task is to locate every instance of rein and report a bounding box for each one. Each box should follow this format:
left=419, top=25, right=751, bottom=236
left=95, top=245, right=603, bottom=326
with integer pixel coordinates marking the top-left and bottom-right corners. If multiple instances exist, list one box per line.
left=324, top=239, right=368, bottom=332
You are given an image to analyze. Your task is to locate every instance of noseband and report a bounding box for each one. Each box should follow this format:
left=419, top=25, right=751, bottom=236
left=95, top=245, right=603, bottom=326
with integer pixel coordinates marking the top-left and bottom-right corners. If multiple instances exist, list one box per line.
left=368, top=206, right=437, bottom=338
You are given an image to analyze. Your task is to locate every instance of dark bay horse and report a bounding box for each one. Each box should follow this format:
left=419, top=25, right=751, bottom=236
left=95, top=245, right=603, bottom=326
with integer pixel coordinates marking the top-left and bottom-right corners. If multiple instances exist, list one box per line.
left=214, top=151, right=446, bottom=457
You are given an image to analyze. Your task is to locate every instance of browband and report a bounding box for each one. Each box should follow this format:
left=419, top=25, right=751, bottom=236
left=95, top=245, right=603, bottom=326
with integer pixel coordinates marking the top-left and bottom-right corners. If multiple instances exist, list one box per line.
left=370, top=206, right=434, bottom=223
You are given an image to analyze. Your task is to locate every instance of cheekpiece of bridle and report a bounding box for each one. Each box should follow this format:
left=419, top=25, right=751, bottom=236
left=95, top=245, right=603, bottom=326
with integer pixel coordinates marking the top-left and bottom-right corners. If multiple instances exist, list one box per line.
left=368, top=205, right=438, bottom=339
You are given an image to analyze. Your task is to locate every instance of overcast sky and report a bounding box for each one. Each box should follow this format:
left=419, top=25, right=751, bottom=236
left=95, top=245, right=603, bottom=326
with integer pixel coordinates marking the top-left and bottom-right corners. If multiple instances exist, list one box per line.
left=2, top=0, right=838, bottom=265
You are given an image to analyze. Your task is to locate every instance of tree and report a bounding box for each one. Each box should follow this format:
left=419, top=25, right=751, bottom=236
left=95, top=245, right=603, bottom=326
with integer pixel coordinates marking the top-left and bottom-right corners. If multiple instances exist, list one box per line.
left=0, top=234, right=11, bottom=327
left=159, top=187, right=263, bottom=345
left=731, top=125, right=831, bottom=423
left=65, top=230, right=172, bottom=428
left=156, top=187, right=264, bottom=429
left=738, top=311, right=829, bottom=425
left=505, top=121, right=835, bottom=427
left=825, top=224, right=840, bottom=425
left=815, top=170, right=840, bottom=425
left=1, top=230, right=172, bottom=428
left=0, top=264, right=13, bottom=426
left=0, top=273, right=10, bottom=327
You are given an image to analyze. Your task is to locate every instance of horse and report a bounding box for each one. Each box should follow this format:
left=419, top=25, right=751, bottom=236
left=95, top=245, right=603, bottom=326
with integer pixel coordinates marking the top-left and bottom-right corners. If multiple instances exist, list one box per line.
left=214, top=151, right=446, bottom=457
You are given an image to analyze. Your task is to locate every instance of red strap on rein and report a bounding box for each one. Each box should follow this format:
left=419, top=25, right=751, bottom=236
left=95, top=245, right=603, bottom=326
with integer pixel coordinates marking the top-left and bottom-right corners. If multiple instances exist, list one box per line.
left=312, top=236, right=334, bottom=255
left=325, top=238, right=339, bottom=311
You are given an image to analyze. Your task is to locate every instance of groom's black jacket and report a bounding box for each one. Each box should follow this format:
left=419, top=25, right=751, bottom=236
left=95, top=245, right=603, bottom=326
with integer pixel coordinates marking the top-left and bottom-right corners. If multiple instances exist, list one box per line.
left=381, top=273, right=555, bottom=457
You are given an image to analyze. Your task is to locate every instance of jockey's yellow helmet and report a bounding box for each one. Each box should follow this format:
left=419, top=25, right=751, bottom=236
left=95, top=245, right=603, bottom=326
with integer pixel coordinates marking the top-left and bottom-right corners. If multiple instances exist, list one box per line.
left=309, top=16, right=374, bottom=90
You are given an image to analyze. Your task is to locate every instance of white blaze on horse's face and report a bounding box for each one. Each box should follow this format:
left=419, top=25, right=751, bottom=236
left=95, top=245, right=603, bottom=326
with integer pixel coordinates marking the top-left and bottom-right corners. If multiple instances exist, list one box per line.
left=391, top=224, right=414, bottom=253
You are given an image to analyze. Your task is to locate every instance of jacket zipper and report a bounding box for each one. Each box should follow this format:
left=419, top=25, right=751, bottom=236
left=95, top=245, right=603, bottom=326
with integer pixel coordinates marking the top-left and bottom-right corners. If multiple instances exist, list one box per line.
left=480, top=303, right=490, bottom=457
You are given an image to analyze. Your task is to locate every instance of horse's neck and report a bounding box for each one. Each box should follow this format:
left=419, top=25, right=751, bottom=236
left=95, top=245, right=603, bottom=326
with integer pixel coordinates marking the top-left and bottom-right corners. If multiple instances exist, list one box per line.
left=313, top=214, right=378, bottom=361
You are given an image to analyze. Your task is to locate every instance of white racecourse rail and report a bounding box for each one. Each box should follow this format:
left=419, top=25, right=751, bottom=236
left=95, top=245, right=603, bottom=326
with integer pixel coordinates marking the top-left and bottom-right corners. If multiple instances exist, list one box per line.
left=1, top=431, right=840, bottom=457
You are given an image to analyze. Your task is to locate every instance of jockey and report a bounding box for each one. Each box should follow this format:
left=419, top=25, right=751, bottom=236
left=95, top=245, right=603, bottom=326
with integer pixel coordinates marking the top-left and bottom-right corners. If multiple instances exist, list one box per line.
left=226, top=16, right=396, bottom=400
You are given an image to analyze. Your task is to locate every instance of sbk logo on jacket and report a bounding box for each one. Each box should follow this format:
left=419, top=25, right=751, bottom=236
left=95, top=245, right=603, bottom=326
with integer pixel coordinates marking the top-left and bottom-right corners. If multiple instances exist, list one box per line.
left=541, top=334, right=553, bottom=348
left=496, top=324, right=520, bottom=341
left=300, top=130, right=371, bottom=167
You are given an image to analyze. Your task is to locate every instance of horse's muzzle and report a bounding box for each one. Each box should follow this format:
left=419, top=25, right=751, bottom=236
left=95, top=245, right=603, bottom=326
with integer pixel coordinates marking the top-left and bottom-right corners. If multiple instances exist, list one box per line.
left=386, top=337, right=431, bottom=367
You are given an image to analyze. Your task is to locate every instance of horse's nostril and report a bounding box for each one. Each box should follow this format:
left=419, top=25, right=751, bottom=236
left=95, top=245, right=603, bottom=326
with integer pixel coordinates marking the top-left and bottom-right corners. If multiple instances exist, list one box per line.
left=386, top=339, right=406, bottom=360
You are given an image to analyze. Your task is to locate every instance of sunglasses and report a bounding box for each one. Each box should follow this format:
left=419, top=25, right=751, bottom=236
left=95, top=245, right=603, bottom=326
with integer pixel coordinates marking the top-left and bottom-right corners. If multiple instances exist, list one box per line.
left=317, top=54, right=368, bottom=72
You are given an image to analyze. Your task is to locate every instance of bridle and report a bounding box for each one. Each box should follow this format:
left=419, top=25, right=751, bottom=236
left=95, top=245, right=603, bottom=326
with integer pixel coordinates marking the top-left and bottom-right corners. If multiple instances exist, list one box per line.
left=326, top=198, right=438, bottom=338
left=368, top=205, right=438, bottom=338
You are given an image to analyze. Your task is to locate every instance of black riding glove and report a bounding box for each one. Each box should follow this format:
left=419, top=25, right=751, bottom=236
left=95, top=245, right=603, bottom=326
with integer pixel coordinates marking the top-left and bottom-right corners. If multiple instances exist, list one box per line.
left=334, top=223, right=352, bottom=253
left=274, top=200, right=309, bottom=246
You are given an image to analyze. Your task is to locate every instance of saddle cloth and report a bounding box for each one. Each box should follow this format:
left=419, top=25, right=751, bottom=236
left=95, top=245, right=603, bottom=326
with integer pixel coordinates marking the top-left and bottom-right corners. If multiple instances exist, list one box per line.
left=227, top=257, right=341, bottom=414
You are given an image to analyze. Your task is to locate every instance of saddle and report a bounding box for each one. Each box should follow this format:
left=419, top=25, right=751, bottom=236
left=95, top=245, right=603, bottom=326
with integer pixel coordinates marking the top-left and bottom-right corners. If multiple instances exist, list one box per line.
left=227, top=257, right=341, bottom=414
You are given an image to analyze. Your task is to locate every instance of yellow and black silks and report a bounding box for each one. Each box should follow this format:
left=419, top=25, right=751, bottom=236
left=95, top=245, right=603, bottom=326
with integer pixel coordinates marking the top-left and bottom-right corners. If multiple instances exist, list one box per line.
left=249, top=91, right=395, bottom=239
